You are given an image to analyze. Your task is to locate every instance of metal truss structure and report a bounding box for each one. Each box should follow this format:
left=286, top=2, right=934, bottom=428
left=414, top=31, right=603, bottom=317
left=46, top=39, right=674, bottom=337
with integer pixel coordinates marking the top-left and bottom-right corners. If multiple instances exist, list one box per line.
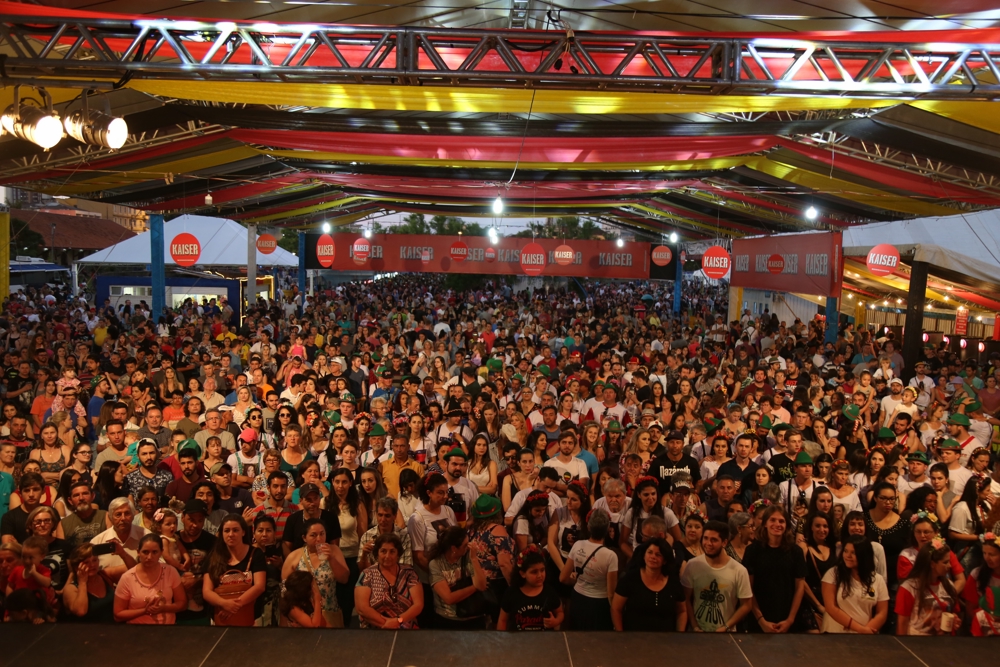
left=3, top=13, right=1000, bottom=98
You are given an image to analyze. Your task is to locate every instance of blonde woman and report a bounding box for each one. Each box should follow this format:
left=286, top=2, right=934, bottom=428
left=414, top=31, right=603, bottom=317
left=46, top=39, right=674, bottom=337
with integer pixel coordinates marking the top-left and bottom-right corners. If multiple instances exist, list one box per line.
left=619, top=427, right=654, bottom=475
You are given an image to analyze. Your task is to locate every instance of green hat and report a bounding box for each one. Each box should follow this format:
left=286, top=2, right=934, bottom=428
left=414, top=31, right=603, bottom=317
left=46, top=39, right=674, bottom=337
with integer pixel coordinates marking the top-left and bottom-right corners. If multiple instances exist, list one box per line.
left=340, top=392, right=357, bottom=404
left=906, top=451, right=930, bottom=464
left=470, top=494, right=502, bottom=520
left=842, top=405, right=860, bottom=421
left=704, top=416, right=724, bottom=434
left=877, top=427, right=896, bottom=440
left=369, top=423, right=387, bottom=437
left=179, top=439, right=202, bottom=457
left=938, top=438, right=962, bottom=451
left=592, top=380, right=605, bottom=389
left=947, top=413, right=970, bottom=427
left=759, top=415, right=773, bottom=430
left=443, top=446, right=467, bottom=461
left=772, top=423, right=792, bottom=434
left=487, top=358, right=502, bottom=372
left=793, top=451, right=814, bottom=466
left=968, top=401, right=983, bottom=413
left=372, top=352, right=382, bottom=362
left=538, top=365, right=550, bottom=377
left=323, top=410, right=342, bottom=425
left=512, top=373, right=524, bottom=382
left=90, top=375, right=107, bottom=389
left=607, top=420, right=623, bottom=433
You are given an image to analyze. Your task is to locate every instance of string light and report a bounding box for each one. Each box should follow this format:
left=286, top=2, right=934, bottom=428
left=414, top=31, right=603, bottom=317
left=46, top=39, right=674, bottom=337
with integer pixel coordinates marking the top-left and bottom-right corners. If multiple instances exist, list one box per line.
left=492, top=196, right=504, bottom=215
left=805, top=206, right=818, bottom=220
left=669, top=232, right=678, bottom=243
left=321, top=222, right=331, bottom=233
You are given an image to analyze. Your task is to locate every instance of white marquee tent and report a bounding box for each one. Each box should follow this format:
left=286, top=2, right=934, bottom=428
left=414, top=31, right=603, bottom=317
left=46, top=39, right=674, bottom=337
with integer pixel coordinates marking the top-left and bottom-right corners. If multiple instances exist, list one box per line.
left=841, top=210, right=1000, bottom=285
left=77, top=215, right=298, bottom=267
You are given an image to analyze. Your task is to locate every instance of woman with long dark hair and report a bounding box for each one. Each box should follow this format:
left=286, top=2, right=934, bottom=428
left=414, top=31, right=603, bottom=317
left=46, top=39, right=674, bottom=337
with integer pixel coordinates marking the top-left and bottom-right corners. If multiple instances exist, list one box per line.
left=547, top=480, right=590, bottom=576
left=799, top=512, right=836, bottom=632
left=743, top=505, right=807, bottom=633
left=330, top=466, right=367, bottom=621
left=864, top=481, right=908, bottom=590
left=93, top=460, right=125, bottom=511
left=407, top=471, right=458, bottom=628
left=947, top=474, right=993, bottom=570
left=620, top=476, right=681, bottom=558
left=896, top=541, right=959, bottom=635
left=965, top=533, right=1000, bottom=634
left=898, top=512, right=966, bottom=591
left=427, top=525, right=489, bottom=629
left=820, top=536, right=889, bottom=633
left=203, top=514, right=267, bottom=626
left=612, top=537, right=686, bottom=632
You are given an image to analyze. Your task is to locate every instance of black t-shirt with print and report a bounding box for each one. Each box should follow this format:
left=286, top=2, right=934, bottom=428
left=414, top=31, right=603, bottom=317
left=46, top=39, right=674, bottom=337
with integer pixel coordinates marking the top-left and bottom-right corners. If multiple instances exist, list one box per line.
left=649, top=453, right=701, bottom=495
left=500, top=584, right=562, bottom=631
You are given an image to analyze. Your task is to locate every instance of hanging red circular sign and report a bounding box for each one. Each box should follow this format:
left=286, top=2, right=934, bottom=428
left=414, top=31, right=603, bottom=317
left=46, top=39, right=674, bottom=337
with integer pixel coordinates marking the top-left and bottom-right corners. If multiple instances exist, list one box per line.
left=316, top=234, right=336, bottom=268
left=484, top=247, right=496, bottom=263
left=352, top=238, right=370, bottom=265
left=554, top=244, right=574, bottom=266
left=701, top=245, right=730, bottom=280
left=767, top=254, right=784, bottom=274
left=651, top=245, right=673, bottom=267
left=421, top=249, right=431, bottom=264
left=866, top=243, right=900, bottom=277
left=449, top=240, right=469, bottom=262
left=520, top=242, right=546, bottom=276
left=256, top=233, right=277, bottom=255
left=170, top=233, right=201, bottom=267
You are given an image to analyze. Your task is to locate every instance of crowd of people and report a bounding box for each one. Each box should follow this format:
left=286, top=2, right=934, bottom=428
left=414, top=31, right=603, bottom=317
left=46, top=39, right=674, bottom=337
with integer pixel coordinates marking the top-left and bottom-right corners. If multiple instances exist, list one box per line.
left=0, top=273, right=998, bottom=636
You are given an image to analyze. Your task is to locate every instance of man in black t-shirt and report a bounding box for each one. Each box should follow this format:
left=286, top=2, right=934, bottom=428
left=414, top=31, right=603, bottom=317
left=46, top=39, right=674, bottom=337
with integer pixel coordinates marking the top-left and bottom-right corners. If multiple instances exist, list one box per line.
left=767, top=429, right=805, bottom=483
left=649, top=430, right=700, bottom=496
left=281, top=483, right=342, bottom=554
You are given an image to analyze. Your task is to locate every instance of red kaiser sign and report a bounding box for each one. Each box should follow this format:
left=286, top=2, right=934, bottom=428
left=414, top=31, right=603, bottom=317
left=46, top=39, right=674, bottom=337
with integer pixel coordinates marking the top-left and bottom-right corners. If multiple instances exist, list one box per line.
left=520, top=242, right=546, bottom=276
left=170, top=233, right=201, bottom=267
left=256, top=234, right=277, bottom=255
left=352, top=238, right=371, bottom=265
left=866, top=243, right=900, bottom=277
left=554, top=244, right=575, bottom=266
left=701, top=246, right=731, bottom=280
left=484, top=247, right=496, bottom=263
left=731, top=231, right=843, bottom=298
left=450, top=240, right=469, bottom=262
left=316, top=234, right=336, bottom=268
left=651, top=245, right=673, bottom=267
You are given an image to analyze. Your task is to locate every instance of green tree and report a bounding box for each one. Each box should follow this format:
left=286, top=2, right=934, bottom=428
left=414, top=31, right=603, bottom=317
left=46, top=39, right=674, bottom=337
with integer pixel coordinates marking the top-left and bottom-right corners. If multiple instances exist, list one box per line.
left=391, top=213, right=432, bottom=234
left=10, top=219, right=46, bottom=258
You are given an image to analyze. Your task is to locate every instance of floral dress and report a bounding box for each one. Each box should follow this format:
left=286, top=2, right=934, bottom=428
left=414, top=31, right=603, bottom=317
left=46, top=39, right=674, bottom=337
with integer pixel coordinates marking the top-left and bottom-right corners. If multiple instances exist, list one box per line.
left=297, top=551, right=339, bottom=614
left=469, top=525, right=514, bottom=583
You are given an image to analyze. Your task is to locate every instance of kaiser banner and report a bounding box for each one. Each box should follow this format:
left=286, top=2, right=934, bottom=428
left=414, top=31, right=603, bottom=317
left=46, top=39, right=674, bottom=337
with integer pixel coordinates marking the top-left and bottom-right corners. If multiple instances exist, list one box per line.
left=730, top=231, right=843, bottom=298
left=303, top=234, right=649, bottom=279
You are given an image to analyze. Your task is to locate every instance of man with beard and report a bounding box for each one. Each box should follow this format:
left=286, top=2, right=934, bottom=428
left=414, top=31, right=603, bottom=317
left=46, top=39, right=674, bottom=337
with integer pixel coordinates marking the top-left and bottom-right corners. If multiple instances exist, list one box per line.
left=124, top=439, right=174, bottom=500
left=57, top=481, right=108, bottom=548
left=680, top=519, right=752, bottom=632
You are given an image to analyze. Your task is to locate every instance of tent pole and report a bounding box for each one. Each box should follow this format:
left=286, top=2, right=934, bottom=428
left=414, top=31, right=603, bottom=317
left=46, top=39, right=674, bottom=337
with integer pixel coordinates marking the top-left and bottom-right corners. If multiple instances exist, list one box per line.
left=901, top=260, right=927, bottom=383
left=150, top=214, right=165, bottom=320
left=246, top=223, right=257, bottom=321
left=0, top=205, right=8, bottom=301
left=825, top=298, right=838, bottom=343
left=673, top=249, right=682, bottom=316
left=71, top=262, right=79, bottom=297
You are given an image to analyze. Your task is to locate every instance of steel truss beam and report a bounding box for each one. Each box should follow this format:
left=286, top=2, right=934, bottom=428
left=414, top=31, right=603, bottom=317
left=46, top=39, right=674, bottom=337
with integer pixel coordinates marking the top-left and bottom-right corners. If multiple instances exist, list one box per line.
left=3, top=14, right=1000, bottom=98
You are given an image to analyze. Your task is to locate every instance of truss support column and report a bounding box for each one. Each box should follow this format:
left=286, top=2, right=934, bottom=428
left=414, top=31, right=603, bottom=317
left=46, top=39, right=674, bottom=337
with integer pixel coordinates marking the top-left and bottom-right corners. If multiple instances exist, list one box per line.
left=298, top=232, right=307, bottom=317
left=246, top=223, right=257, bottom=320
left=150, top=214, right=165, bottom=320
left=673, top=254, right=683, bottom=315
left=902, top=260, right=928, bottom=383
left=825, top=298, right=839, bottom=343
left=0, top=205, right=9, bottom=302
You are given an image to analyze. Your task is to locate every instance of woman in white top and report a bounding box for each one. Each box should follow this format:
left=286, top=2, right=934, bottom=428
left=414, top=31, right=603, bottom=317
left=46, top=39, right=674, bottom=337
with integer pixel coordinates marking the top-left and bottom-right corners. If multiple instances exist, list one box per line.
left=920, top=403, right=947, bottom=448
left=560, top=508, right=618, bottom=631
left=828, top=460, right=862, bottom=514
left=330, top=467, right=368, bottom=622
left=466, top=434, right=497, bottom=496
left=697, top=436, right=731, bottom=492
left=821, top=536, right=889, bottom=633
left=547, top=481, right=590, bottom=573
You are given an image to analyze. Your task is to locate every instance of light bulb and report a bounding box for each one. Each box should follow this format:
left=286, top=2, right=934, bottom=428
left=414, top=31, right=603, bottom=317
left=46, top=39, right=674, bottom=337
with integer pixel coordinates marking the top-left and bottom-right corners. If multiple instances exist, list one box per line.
left=322, top=222, right=332, bottom=233
left=63, top=109, right=128, bottom=149
left=204, top=192, right=213, bottom=206
left=669, top=232, right=678, bottom=243
left=492, top=196, right=504, bottom=214
left=363, top=229, right=372, bottom=239
left=9, top=105, right=63, bottom=149
left=488, top=227, right=496, bottom=236
left=616, top=239, right=624, bottom=248
left=805, top=206, right=818, bottom=220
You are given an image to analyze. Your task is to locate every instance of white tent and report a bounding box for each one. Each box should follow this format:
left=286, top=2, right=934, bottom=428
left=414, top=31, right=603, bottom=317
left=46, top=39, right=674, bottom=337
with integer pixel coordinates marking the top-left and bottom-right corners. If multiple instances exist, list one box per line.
left=841, top=210, right=1000, bottom=285
left=77, top=215, right=298, bottom=267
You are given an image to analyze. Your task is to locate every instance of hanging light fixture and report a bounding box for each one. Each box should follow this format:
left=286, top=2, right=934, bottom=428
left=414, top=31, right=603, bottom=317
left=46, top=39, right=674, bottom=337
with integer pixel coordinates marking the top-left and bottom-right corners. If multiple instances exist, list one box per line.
left=492, top=196, right=504, bottom=215
left=204, top=192, right=213, bottom=206
left=63, top=91, right=128, bottom=150
left=669, top=232, right=678, bottom=243
left=363, top=229, right=372, bottom=239
left=2, top=87, right=62, bottom=150
left=805, top=206, right=818, bottom=220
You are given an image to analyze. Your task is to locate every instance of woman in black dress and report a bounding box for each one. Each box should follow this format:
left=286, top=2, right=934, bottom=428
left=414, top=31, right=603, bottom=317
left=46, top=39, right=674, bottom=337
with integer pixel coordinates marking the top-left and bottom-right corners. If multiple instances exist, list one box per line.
left=864, top=481, right=910, bottom=591
left=611, top=537, right=686, bottom=631
left=800, top=512, right=836, bottom=632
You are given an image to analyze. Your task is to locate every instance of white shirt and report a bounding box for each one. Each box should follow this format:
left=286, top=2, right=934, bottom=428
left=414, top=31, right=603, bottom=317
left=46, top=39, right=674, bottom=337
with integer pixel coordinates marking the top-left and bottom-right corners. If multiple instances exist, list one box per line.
left=504, top=486, right=562, bottom=520
left=91, top=524, right=148, bottom=571
left=543, top=456, right=590, bottom=485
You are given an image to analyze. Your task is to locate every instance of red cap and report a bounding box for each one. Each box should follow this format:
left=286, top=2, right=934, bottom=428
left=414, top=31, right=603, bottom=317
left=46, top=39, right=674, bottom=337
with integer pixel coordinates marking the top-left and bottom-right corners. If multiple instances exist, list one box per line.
left=628, top=356, right=640, bottom=364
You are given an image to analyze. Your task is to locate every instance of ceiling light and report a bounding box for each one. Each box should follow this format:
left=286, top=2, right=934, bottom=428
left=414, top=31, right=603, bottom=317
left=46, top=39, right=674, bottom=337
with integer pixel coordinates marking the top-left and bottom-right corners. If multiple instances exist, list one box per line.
left=847, top=293, right=853, bottom=300
left=944, top=296, right=949, bottom=301
left=616, top=239, right=624, bottom=248
left=3, top=102, right=62, bottom=149
left=63, top=108, right=128, bottom=149
left=363, top=229, right=372, bottom=239
left=488, top=227, right=496, bottom=236
left=805, top=206, right=818, bottom=220
left=322, top=222, right=331, bottom=233
left=669, top=232, right=678, bottom=243
left=896, top=298, right=902, bottom=304
left=204, top=192, right=213, bottom=206
left=492, top=196, right=504, bottom=215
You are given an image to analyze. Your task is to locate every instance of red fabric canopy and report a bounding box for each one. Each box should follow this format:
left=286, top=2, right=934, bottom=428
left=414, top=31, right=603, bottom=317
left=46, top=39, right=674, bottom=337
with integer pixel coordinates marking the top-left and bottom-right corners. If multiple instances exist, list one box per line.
left=232, top=129, right=776, bottom=163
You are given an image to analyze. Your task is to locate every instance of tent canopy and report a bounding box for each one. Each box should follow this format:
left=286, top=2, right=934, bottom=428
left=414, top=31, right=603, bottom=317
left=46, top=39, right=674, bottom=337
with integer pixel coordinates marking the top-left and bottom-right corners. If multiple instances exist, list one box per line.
left=76, top=215, right=298, bottom=267
left=842, top=210, right=1000, bottom=288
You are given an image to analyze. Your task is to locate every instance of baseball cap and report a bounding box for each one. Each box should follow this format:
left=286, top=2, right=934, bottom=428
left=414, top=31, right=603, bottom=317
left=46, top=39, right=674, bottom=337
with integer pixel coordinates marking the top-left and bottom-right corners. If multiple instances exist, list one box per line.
left=889, top=377, right=903, bottom=386
left=239, top=428, right=258, bottom=443
left=666, top=430, right=684, bottom=441
left=90, top=375, right=107, bottom=389
left=184, top=499, right=208, bottom=515
left=606, top=421, right=622, bottom=433
left=209, top=462, right=231, bottom=476
left=298, top=483, right=322, bottom=499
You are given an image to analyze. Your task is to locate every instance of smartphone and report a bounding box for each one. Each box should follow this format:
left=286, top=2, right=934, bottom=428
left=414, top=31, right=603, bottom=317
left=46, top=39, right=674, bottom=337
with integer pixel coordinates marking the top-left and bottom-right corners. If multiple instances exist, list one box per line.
left=92, top=543, right=116, bottom=557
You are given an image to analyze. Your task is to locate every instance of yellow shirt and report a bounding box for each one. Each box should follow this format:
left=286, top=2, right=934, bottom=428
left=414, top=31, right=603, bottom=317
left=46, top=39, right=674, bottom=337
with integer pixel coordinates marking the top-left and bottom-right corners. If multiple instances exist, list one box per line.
left=380, top=457, right=425, bottom=498
left=93, top=326, right=108, bottom=347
